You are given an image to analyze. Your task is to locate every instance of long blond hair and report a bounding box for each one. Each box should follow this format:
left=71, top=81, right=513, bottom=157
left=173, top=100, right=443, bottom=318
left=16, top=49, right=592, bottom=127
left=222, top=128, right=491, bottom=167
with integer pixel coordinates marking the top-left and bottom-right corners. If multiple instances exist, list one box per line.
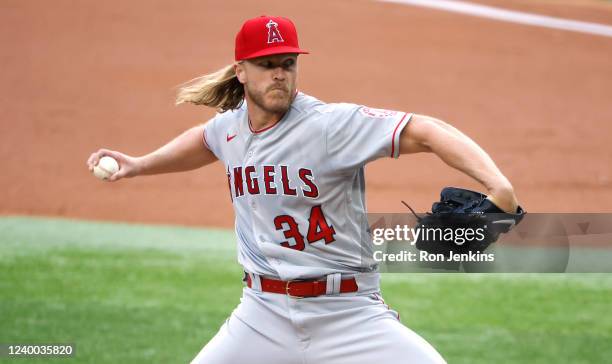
left=175, top=64, right=244, bottom=112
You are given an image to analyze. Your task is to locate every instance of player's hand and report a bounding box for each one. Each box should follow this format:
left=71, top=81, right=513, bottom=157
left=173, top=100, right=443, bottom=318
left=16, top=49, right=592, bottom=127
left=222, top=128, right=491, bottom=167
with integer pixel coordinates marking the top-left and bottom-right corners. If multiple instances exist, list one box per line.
left=87, top=149, right=142, bottom=181
left=486, top=190, right=519, bottom=214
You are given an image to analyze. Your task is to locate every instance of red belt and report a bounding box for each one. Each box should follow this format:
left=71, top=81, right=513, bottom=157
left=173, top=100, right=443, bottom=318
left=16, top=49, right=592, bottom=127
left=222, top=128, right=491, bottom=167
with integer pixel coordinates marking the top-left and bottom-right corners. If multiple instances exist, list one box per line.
left=245, top=274, right=358, bottom=298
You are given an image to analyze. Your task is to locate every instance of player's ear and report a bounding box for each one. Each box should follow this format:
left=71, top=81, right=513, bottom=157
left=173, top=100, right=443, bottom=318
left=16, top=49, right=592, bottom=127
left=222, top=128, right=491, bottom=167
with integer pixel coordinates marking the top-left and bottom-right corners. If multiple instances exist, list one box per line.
left=235, top=62, right=246, bottom=84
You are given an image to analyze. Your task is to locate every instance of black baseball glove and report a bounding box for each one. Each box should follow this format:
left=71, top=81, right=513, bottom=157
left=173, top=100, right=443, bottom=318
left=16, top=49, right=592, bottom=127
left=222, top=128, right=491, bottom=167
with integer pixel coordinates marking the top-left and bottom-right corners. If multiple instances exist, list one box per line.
left=405, top=187, right=526, bottom=256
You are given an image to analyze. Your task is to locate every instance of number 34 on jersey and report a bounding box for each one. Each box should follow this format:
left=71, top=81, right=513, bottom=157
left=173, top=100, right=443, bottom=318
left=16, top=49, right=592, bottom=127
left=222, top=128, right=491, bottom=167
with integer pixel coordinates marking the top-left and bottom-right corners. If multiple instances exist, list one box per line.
left=226, top=164, right=336, bottom=251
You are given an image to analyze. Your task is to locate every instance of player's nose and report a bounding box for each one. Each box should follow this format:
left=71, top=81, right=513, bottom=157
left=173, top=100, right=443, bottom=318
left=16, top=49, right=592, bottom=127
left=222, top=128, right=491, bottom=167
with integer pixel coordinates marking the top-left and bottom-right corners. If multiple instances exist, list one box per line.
left=272, top=67, right=286, bottom=81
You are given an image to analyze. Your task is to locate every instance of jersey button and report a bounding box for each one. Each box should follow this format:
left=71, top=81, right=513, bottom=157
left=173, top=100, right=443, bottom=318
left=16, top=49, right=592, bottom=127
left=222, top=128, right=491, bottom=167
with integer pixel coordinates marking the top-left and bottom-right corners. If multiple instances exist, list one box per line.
left=247, top=150, right=254, bottom=158
left=250, top=201, right=256, bottom=210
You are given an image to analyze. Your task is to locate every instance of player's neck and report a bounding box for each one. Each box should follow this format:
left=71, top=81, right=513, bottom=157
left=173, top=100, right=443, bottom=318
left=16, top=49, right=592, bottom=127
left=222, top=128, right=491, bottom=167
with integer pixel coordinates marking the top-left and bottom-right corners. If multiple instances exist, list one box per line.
left=248, top=107, right=285, bottom=132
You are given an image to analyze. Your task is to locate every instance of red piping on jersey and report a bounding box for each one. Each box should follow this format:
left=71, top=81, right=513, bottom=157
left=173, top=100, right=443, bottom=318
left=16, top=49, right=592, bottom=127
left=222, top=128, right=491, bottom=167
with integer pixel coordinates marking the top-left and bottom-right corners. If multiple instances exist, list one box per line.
left=248, top=117, right=282, bottom=134
left=391, top=112, right=409, bottom=158
left=202, top=128, right=211, bottom=151
left=374, top=292, right=400, bottom=321
left=247, top=90, right=299, bottom=134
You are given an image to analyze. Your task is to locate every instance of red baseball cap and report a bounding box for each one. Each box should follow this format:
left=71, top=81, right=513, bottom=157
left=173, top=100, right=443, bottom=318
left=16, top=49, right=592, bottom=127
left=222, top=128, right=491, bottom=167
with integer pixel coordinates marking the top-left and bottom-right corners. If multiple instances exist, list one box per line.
left=235, top=16, right=309, bottom=61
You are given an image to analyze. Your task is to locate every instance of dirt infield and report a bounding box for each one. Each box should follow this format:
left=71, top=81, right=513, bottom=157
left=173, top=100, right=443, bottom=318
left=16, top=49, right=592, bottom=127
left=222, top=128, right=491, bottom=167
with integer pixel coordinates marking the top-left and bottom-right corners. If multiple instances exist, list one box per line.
left=1, top=0, right=611, bottom=228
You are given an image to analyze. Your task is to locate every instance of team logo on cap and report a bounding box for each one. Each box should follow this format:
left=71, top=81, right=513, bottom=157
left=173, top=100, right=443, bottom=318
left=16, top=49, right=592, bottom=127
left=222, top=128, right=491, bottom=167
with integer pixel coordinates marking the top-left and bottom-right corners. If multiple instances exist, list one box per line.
left=266, top=19, right=284, bottom=44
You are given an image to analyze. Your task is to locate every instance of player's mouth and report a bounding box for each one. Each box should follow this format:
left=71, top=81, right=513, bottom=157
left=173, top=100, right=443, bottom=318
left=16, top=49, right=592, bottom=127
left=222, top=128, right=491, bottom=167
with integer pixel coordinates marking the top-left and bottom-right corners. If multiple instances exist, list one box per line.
left=268, top=85, right=289, bottom=94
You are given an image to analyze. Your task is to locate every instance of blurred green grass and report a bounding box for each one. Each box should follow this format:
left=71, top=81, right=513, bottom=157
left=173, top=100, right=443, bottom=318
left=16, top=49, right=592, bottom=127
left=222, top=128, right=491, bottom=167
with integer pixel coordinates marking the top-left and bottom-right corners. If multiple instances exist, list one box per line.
left=1, top=216, right=611, bottom=363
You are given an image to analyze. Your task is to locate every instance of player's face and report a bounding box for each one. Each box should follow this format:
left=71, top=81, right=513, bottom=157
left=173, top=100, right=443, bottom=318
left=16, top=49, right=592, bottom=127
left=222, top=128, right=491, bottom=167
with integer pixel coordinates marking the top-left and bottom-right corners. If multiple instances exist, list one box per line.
left=236, top=54, right=298, bottom=114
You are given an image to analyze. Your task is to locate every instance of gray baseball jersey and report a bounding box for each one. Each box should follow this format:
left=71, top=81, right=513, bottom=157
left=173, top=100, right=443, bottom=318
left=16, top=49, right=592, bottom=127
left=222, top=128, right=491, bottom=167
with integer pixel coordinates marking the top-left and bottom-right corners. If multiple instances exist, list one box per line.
left=203, top=92, right=412, bottom=281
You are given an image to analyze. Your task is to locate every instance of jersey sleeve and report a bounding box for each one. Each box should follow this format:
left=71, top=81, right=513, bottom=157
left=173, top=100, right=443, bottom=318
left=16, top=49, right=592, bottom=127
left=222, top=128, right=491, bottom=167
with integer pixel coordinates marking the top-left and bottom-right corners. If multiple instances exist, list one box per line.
left=202, top=115, right=223, bottom=161
left=325, top=103, right=412, bottom=171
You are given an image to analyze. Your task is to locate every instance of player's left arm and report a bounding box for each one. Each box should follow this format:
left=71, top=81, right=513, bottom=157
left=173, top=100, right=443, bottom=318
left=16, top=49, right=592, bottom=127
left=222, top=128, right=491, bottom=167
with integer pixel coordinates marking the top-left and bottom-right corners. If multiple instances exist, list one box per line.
left=398, top=114, right=519, bottom=213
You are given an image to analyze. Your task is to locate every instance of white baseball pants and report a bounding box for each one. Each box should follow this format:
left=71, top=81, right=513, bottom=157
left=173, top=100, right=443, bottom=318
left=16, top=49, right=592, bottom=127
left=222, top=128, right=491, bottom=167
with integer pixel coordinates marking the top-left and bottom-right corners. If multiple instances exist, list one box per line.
left=190, top=287, right=446, bottom=364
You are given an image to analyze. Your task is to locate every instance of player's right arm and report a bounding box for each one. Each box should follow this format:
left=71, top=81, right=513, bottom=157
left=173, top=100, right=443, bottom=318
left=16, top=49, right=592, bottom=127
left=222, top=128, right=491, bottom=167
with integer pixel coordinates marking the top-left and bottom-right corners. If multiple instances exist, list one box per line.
left=86, top=124, right=217, bottom=181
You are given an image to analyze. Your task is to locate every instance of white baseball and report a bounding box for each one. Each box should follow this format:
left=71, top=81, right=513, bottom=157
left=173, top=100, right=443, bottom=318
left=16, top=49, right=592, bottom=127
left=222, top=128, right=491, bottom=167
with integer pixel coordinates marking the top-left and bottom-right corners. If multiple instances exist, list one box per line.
left=93, top=156, right=119, bottom=180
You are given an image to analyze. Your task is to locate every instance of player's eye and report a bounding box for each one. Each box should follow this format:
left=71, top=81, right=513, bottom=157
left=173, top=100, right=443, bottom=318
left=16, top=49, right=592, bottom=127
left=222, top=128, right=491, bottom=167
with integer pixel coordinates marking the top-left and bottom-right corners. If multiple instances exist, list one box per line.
left=282, top=59, right=296, bottom=69
left=257, top=59, right=295, bottom=70
left=258, top=61, right=273, bottom=68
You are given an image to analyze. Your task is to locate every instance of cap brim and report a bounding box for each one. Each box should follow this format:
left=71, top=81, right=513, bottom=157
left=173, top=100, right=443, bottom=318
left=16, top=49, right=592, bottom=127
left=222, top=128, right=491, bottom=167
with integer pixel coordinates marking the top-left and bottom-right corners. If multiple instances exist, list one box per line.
left=239, top=46, right=309, bottom=61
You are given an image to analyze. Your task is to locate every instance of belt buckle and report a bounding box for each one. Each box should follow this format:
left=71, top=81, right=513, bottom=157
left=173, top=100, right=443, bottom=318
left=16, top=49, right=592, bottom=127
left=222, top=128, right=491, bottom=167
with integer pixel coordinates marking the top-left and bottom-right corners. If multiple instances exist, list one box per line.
left=285, top=280, right=304, bottom=299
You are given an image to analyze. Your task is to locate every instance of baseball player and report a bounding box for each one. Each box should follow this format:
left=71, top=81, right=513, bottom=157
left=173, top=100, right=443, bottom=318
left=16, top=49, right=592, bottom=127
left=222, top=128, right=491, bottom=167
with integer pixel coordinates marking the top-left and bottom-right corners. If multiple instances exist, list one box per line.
left=87, top=15, right=520, bottom=364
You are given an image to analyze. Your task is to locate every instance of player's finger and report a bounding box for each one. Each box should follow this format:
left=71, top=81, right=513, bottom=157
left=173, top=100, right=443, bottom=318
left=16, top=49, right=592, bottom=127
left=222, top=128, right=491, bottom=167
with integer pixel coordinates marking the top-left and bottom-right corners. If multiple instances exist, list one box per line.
left=87, top=152, right=103, bottom=170
left=87, top=154, right=95, bottom=170
left=89, top=149, right=109, bottom=167
left=98, top=148, right=122, bottom=158
left=90, top=149, right=122, bottom=169
left=108, top=167, right=127, bottom=182
left=108, top=163, right=130, bottom=181
left=101, top=149, right=126, bottom=164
